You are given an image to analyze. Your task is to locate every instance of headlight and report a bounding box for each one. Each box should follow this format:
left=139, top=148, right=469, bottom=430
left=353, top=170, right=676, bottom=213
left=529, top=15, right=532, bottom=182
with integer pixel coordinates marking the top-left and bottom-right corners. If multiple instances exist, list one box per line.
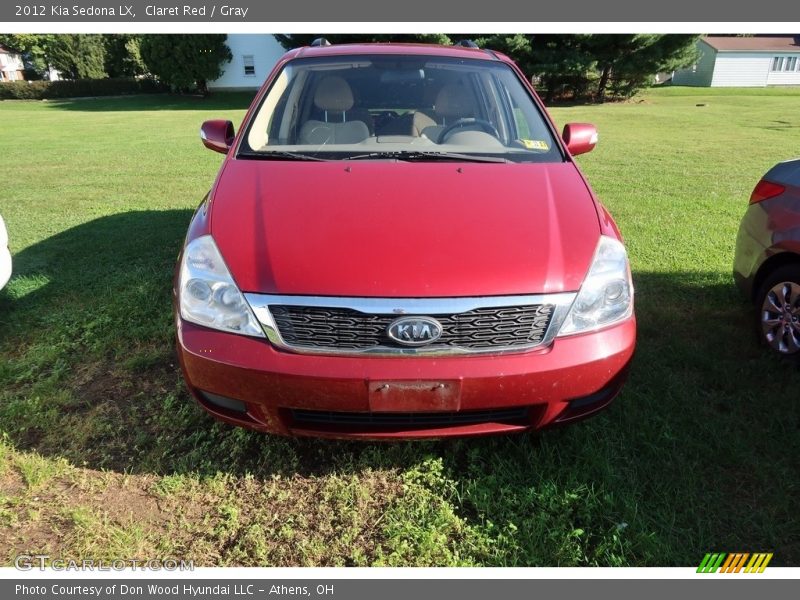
left=558, top=235, right=633, bottom=336
left=178, top=235, right=265, bottom=338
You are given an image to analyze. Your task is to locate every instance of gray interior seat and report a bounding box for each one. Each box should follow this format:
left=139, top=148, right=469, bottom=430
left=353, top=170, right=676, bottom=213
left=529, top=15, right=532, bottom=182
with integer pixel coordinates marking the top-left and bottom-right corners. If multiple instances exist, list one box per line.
left=421, top=83, right=478, bottom=144
left=347, top=107, right=375, bottom=136
left=298, top=76, right=370, bottom=145
left=412, top=110, right=437, bottom=136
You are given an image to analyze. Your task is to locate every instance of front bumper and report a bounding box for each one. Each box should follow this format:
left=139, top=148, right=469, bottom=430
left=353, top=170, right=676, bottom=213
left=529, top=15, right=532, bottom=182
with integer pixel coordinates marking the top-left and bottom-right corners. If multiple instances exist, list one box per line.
left=176, top=316, right=636, bottom=439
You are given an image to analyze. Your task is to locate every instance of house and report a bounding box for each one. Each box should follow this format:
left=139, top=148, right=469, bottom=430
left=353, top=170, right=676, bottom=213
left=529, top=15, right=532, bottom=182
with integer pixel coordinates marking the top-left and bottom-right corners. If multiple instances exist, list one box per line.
left=0, top=44, right=26, bottom=83
left=208, top=35, right=286, bottom=91
left=672, top=35, right=800, bottom=87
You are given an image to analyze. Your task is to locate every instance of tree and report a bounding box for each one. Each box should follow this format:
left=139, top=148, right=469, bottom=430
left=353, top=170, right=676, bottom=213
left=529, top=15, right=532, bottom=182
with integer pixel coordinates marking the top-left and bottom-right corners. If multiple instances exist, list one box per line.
left=47, top=34, right=107, bottom=79
left=476, top=34, right=597, bottom=102
left=605, top=35, right=699, bottom=98
left=0, top=34, right=57, bottom=78
left=479, top=34, right=698, bottom=101
left=273, top=33, right=700, bottom=103
left=139, top=34, right=232, bottom=94
left=104, top=35, right=145, bottom=78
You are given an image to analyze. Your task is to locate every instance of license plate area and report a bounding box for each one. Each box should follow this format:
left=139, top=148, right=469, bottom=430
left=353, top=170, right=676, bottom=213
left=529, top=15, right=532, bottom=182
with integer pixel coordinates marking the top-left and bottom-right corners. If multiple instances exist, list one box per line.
left=368, top=380, right=462, bottom=412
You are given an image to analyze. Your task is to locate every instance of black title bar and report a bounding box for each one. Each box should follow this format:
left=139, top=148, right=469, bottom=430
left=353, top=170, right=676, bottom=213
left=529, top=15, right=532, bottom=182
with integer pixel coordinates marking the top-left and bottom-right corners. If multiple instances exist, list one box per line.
left=3, top=0, right=800, bottom=22
left=5, top=579, right=800, bottom=600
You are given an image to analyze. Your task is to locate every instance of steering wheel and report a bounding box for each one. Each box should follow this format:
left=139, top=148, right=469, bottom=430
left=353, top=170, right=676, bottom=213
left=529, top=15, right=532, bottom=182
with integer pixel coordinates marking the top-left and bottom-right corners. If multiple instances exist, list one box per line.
left=439, top=118, right=500, bottom=142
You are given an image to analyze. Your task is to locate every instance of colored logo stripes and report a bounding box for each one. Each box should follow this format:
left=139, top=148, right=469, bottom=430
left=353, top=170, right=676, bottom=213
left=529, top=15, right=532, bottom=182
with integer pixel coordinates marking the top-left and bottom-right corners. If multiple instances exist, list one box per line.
left=697, top=553, right=773, bottom=573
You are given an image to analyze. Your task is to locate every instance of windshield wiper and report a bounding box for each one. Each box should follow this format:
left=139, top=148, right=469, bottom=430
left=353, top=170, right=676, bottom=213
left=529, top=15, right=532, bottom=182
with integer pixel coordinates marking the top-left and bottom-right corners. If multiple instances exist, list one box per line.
left=345, top=151, right=509, bottom=163
left=239, top=150, right=510, bottom=163
left=238, top=150, right=333, bottom=161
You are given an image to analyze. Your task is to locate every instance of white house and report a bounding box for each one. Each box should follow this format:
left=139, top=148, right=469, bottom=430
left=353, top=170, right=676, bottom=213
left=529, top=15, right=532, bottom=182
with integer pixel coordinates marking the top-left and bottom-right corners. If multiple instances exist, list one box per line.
left=0, top=44, right=26, bottom=82
left=209, top=35, right=286, bottom=91
left=672, top=35, right=800, bottom=87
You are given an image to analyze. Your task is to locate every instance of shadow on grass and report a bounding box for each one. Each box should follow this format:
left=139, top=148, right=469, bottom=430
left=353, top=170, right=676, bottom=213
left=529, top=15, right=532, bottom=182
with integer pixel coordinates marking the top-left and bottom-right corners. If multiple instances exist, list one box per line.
left=1, top=211, right=799, bottom=563
left=41, top=91, right=257, bottom=112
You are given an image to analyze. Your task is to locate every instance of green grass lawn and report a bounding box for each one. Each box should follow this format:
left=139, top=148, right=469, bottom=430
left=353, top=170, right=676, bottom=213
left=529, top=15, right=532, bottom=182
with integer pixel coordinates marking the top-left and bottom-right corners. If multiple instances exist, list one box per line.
left=1, top=87, right=799, bottom=566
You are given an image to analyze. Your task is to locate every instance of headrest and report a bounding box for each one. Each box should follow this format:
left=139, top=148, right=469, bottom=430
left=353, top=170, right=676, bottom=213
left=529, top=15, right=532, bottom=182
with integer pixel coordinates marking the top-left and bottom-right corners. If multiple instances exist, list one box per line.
left=434, top=83, right=475, bottom=118
left=314, top=76, right=355, bottom=112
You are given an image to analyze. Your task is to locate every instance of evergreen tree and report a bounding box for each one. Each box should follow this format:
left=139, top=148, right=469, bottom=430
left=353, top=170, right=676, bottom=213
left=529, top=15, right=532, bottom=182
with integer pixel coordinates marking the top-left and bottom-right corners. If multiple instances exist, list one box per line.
left=139, top=34, right=232, bottom=94
left=274, top=34, right=452, bottom=49
left=48, top=34, right=107, bottom=79
left=104, top=35, right=145, bottom=78
left=273, top=34, right=699, bottom=102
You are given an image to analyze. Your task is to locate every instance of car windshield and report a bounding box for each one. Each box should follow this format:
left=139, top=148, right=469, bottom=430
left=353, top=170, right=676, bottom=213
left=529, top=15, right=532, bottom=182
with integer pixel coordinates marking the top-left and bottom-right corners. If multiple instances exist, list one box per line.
left=239, top=54, right=563, bottom=163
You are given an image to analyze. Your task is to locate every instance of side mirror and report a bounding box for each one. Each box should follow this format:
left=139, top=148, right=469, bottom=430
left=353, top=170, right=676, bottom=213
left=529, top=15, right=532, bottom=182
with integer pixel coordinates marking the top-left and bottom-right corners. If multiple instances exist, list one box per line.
left=200, top=120, right=235, bottom=154
left=562, top=123, right=598, bottom=156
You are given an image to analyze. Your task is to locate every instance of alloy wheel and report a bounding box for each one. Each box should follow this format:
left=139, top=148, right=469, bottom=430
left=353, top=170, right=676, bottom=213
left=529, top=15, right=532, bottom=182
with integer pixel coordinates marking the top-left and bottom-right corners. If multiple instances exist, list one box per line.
left=761, top=280, right=800, bottom=354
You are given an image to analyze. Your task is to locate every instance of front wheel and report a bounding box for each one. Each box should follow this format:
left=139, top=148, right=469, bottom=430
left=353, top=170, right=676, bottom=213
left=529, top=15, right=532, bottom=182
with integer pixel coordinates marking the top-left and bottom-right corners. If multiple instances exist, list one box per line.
left=756, top=264, right=800, bottom=357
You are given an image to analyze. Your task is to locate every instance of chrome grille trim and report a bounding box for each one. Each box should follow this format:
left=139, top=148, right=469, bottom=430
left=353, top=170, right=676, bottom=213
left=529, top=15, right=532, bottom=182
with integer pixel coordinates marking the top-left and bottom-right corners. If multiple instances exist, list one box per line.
left=244, top=293, right=577, bottom=356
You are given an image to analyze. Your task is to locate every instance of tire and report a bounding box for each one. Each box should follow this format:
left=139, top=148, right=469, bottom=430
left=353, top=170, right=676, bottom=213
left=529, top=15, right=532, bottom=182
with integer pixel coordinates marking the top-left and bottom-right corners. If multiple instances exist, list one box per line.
left=755, top=264, right=800, bottom=359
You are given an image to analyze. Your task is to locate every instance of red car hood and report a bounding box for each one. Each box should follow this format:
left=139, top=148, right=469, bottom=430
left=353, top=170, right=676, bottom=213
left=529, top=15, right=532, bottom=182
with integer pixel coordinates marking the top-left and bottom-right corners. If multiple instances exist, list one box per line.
left=211, top=160, right=600, bottom=297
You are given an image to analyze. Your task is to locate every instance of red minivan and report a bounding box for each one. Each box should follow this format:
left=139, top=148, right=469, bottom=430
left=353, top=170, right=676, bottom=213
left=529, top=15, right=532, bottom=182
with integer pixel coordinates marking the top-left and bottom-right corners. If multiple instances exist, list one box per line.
left=174, top=41, right=636, bottom=439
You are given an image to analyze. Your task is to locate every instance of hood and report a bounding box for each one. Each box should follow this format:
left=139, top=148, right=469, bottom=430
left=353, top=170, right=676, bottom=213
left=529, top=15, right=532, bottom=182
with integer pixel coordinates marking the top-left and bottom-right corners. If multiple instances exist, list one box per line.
left=210, top=160, right=600, bottom=297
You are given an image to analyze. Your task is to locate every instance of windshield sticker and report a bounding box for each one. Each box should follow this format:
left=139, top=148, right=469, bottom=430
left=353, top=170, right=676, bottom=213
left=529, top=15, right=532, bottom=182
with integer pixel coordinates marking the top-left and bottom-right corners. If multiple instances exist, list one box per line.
left=521, top=139, right=550, bottom=151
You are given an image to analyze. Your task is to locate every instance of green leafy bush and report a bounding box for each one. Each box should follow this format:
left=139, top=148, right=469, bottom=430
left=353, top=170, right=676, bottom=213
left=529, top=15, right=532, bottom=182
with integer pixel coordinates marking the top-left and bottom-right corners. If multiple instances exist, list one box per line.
left=0, top=77, right=166, bottom=100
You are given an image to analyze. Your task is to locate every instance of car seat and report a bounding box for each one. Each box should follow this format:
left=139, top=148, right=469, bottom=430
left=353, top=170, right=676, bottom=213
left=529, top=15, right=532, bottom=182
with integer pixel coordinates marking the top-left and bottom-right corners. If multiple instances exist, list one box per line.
left=298, top=76, right=371, bottom=145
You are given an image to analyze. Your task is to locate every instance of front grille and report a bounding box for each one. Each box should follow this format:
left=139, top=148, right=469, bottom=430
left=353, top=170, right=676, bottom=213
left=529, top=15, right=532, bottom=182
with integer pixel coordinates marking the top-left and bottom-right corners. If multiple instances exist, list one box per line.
left=269, top=304, right=554, bottom=352
left=290, top=407, right=531, bottom=428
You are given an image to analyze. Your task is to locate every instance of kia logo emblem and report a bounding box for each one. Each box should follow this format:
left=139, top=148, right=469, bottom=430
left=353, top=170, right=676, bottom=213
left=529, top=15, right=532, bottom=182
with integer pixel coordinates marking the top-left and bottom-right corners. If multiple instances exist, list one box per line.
left=386, top=316, right=443, bottom=346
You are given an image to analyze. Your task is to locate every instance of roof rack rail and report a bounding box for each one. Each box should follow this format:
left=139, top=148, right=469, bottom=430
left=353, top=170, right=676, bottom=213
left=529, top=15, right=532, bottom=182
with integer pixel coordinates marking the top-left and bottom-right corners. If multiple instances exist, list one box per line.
left=311, top=38, right=332, bottom=47
left=454, top=40, right=479, bottom=49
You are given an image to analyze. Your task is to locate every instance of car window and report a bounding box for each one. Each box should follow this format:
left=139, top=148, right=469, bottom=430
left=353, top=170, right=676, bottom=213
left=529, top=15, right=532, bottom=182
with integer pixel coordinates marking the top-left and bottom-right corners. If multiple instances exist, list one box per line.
left=240, top=54, right=562, bottom=163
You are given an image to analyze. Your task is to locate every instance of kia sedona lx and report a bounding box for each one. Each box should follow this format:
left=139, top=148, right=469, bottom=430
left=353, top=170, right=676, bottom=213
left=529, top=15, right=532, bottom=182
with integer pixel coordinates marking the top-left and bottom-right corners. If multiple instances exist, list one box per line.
left=174, top=40, right=636, bottom=439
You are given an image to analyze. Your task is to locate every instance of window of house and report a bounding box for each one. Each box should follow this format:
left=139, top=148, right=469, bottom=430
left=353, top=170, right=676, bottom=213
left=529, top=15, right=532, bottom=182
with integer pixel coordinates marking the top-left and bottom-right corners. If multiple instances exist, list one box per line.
left=785, top=56, right=797, bottom=71
left=243, top=55, right=255, bottom=77
left=771, top=56, right=784, bottom=71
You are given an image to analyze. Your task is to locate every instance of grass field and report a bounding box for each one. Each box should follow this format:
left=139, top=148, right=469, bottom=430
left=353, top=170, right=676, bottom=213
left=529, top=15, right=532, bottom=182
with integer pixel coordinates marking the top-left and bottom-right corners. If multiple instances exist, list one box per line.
left=1, top=87, right=799, bottom=567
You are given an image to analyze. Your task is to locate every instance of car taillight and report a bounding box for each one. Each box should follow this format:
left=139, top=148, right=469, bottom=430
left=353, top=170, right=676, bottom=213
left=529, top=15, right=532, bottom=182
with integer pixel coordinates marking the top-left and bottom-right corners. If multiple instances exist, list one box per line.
left=749, top=179, right=785, bottom=204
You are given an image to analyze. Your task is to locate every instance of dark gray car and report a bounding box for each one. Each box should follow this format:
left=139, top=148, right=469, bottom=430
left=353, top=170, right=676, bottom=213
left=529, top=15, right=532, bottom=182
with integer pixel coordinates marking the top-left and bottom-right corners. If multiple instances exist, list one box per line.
left=734, top=158, right=800, bottom=356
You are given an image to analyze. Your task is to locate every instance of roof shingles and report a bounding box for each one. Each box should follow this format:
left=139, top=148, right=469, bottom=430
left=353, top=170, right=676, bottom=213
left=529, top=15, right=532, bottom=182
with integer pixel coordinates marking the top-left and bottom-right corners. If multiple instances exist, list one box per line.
left=703, top=36, right=800, bottom=52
